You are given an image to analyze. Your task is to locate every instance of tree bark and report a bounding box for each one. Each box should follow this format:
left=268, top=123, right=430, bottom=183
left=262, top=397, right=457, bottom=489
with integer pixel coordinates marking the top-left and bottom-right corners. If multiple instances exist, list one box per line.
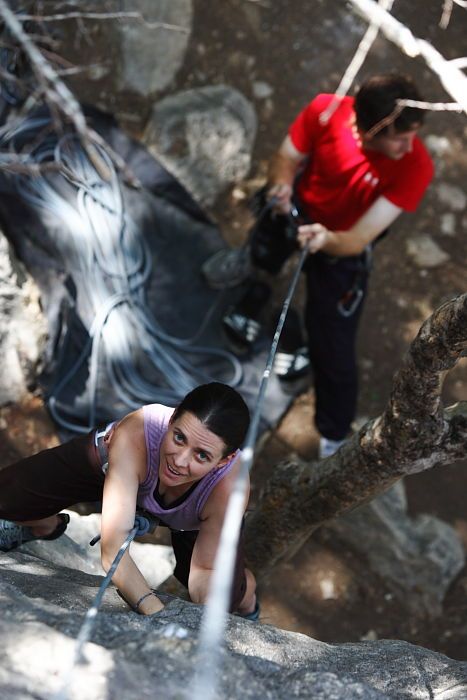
left=245, top=293, right=467, bottom=577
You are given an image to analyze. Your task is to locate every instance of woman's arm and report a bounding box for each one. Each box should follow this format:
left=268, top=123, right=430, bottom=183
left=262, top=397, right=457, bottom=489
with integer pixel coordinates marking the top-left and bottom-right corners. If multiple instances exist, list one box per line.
left=187, top=470, right=250, bottom=605
left=100, top=410, right=163, bottom=615
left=297, top=195, right=402, bottom=257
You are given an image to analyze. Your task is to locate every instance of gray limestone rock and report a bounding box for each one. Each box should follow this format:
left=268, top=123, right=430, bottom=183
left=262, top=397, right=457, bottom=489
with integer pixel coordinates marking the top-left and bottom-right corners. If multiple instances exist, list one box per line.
left=21, top=511, right=176, bottom=587
left=0, top=231, right=46, bottom=405
left=326, top=481, right=465, bottom=616
left=436, top=183, right=467, bottom=212
left=0, top=540, right=467, bottom=699
left=144, top=85, right=257, bottom=206
left=441, top=212, right=456, bottom=236
left=406, top=234, right=450, bottom=268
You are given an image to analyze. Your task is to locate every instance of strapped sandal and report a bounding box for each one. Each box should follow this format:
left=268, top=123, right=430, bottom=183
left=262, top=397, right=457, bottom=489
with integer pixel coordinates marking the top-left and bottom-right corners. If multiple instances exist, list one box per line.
left=22, top=513, right=70, bottom=544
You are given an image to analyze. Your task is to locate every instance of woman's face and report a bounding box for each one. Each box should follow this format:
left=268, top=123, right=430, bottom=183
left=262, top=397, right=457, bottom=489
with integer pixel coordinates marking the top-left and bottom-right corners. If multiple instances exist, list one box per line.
left=159, top=410, right=232, bottom=489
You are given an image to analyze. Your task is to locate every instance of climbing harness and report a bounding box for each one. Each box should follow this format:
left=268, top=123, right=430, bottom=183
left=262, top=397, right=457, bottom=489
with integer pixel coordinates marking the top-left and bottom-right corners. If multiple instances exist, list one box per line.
left=88, top=509, right=159, bottom=548
left=336, top=245, right=373, bottom=318
left=202, top=193, right=300, bottom=290
left=220, top=199, right=305, bottom=351
left=93, top=421, right=115, bottom=473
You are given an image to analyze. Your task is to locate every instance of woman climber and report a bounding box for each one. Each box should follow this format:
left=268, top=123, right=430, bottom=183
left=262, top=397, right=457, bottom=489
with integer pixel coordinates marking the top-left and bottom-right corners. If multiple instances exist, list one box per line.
left=0, top=382, right=258, bottom=619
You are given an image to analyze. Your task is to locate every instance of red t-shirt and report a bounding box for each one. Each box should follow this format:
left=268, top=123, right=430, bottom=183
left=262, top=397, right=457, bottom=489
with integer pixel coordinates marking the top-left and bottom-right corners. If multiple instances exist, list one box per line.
left=288, top=94, right=434, bottom=231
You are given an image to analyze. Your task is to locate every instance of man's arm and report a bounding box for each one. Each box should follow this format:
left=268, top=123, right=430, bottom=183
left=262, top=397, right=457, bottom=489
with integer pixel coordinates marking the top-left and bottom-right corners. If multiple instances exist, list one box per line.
left=297, top=195, right=403, bottom=257
left=100, top=411, right=164, bottom=615
left=267, top=135, right=307, bottom=214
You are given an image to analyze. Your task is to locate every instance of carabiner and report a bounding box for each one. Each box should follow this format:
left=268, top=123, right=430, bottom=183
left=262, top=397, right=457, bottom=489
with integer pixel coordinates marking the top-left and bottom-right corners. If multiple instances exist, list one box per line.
left=337, top=288, right=364, bottom=318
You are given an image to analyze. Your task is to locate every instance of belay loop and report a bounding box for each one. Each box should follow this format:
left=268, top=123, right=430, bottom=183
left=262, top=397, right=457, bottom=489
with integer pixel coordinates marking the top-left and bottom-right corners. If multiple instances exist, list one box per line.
left=89, top=511, right=159, bottom=546
left=133, top=512, right=159, bottom=536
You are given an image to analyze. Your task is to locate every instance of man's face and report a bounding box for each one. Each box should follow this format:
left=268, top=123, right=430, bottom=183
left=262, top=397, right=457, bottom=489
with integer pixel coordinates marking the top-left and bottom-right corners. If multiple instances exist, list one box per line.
left=364, top=123, right=421, bottom=160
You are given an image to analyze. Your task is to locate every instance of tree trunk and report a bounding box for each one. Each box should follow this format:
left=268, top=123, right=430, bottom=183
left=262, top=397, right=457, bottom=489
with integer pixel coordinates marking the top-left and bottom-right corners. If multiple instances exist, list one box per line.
left=245, top=293, right=467, bottom=577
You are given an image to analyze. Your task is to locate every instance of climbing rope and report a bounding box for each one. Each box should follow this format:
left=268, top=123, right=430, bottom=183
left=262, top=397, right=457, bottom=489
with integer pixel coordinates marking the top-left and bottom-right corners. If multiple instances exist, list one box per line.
left=0, top=116, right=244, bottom=431
left=190, top=244, right=309, bottom=700
left=53, top=514, right=154, bottom=700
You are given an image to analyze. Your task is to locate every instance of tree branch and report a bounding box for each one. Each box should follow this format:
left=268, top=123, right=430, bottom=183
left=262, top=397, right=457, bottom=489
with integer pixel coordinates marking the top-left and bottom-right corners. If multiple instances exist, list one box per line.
left=0, top=0, right=140, bottom=186
left=245, top=294, right=467, bottom=577
left=348, top=0, right=467, bottom=114
left=19, top=11, right=189, bottom=33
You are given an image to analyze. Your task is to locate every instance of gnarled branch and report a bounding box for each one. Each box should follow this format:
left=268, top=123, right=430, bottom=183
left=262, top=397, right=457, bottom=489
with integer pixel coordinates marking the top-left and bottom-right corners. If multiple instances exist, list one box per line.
left=245, top=294, right=467, bottom=577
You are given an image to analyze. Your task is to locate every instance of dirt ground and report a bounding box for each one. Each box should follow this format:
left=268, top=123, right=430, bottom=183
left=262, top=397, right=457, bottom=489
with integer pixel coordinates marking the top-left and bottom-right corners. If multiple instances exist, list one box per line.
left=1, top=0, right=467, bottom=661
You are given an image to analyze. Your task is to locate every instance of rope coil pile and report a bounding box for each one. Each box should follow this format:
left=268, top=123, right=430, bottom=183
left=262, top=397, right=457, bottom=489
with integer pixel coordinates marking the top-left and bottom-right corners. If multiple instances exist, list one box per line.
left=0, top=116, right=243, bottom=432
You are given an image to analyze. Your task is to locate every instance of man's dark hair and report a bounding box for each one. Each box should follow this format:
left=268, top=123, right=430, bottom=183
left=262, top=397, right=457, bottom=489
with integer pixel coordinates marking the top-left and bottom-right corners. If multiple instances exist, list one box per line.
left=173, top=382, right=250, bottom=456
left=354, top=73, right=425, bottom=134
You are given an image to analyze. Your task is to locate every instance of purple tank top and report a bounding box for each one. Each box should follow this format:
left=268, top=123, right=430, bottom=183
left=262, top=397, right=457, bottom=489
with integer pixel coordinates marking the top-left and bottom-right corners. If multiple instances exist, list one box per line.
left=136, top=403, right=239, bottom=531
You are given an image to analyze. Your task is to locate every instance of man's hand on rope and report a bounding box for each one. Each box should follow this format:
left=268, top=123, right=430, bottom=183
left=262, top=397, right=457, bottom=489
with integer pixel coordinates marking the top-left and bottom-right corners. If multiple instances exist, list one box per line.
left=297, top=222, right=331, bottom=254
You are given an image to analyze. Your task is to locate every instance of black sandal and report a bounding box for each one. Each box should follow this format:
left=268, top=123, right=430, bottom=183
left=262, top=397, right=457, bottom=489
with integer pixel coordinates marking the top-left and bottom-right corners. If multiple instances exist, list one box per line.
left=23, top=513, right=70, bottom=543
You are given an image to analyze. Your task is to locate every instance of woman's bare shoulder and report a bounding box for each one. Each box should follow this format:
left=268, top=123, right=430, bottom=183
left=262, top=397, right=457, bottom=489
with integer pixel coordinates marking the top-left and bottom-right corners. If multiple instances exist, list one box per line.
left=108, top=408, right=146, bottom=453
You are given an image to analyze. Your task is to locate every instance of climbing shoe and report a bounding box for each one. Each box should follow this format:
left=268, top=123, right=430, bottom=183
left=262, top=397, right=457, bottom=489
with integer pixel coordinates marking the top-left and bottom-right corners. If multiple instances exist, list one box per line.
left=0, top=513, right=70, bottom=552
left=0, top=520, right=24, bottom=552
left=273, top=346, right=310, bottom=381
left=222, top=310, right=262, bottom=349
left=201, top=247, right=252, bottom=290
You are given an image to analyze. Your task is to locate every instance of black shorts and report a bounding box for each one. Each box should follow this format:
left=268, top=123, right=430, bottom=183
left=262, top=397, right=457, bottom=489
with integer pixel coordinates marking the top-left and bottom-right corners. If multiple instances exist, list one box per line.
left=0, top=432, right=104, bottom=521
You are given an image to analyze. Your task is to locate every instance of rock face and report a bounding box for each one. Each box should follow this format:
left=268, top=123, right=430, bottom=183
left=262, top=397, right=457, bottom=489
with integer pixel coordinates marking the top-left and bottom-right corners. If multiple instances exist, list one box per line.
left=327, top=481, right=465, bottom=616
left=1, top=530, right=467, bottom=700
left=0, top=231, right=46, bottom=405
left=22, top=511, right=176, bottom=588
left=144, top=85, right=257, bottom=206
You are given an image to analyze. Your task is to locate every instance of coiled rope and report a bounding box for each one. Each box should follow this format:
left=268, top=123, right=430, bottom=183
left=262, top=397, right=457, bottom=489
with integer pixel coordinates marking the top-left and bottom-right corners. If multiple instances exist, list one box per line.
left=0, top=116, right=243, bottom=432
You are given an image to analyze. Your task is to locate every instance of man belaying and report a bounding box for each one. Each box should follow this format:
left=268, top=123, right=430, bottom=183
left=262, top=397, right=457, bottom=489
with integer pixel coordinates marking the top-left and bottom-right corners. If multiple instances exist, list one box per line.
left=204, top=73, right=434, bottom=458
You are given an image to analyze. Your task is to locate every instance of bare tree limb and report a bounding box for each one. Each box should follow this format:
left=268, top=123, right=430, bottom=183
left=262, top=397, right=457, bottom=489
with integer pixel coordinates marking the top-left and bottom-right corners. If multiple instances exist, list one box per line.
left=348, top=0, right=467, bottom=114
left=0, top=155, right=71, bottom=175
left=0, top=0, right=140, bottom=186
left=364, top=98, right=462, bottom=137
left=245, top=294, right=467, bottom=577
left=320, top=0, right=395, bottom=125
left=440, top=0, right=455, bottom=28
left=0, top=1, right=87, bottom=134
left=441, top=0, right=467, bottom=28
left=19, top=11, right=189, bottom=33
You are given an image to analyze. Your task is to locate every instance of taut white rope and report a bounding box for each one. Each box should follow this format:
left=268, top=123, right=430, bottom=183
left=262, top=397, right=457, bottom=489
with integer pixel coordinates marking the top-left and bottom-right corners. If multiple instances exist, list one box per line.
left=190, top=246, right=308, bottom=700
